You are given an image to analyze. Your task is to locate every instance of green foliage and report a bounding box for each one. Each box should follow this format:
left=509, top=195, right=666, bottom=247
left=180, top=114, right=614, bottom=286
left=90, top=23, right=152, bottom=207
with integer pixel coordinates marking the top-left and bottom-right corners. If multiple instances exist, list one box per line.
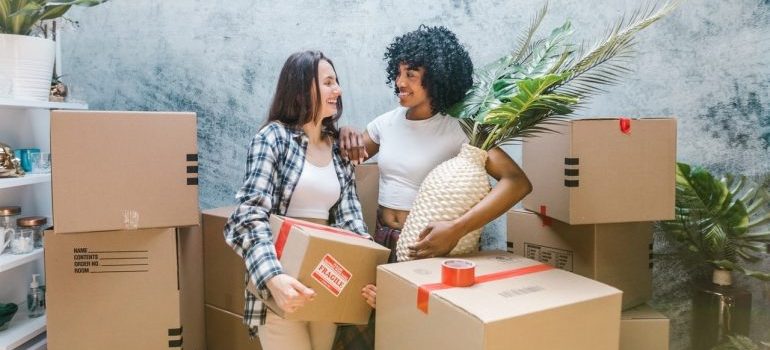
left=0, top=0, right=106, bottom=35
left=662, top=163, right=770, bottom=281
left=448, top=0, right=682, bottom=150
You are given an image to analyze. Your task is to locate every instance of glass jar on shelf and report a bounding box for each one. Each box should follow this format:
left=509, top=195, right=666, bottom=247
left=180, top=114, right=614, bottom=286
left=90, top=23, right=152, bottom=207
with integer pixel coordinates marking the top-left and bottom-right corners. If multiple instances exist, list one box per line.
left=17, top=216, right=48, bottom=249
left=0, top=206, right=20, bottom=230
left=10, top=228, right=34, bottom=254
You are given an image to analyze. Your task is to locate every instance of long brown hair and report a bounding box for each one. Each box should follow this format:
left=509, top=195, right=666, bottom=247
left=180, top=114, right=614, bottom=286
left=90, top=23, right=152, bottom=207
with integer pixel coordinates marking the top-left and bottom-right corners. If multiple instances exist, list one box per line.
left=265, top=50, right=342, bottom=136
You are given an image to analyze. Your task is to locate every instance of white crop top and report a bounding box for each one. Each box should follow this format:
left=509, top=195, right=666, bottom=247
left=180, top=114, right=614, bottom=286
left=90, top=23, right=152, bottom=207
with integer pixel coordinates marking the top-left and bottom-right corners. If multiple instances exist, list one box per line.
left=285, top=159, right=341, bottom=219
left=367, top=107, right=468, bottom=210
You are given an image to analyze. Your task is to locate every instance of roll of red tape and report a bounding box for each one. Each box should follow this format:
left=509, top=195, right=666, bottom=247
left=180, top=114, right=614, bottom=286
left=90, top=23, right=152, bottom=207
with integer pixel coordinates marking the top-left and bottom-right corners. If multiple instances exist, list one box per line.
left=441, top=259, right=476, bottom=287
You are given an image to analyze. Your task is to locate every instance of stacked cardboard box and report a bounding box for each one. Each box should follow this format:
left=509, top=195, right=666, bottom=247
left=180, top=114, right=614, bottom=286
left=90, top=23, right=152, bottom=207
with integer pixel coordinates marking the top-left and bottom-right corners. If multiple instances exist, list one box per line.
left=44, top=111, right=204, bottom=350
left=509, top=117, right=676, bottom=346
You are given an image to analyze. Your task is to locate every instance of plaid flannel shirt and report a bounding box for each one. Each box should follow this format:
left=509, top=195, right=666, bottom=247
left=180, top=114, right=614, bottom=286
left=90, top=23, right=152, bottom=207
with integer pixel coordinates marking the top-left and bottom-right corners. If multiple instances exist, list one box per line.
left=223, top=121, right=369, bottom=336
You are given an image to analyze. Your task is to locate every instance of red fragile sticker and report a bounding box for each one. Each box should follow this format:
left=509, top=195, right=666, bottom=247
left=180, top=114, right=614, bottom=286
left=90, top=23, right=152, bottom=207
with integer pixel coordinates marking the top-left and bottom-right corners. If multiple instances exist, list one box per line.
left=311, top=254, right=352, bottom=297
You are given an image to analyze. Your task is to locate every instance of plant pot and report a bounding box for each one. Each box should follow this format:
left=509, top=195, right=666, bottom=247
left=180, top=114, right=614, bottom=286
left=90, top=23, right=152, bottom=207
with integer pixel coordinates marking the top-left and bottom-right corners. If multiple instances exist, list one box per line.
left=691, top=269, right=752, bottom=350
left=0, top=34, right=56, bottom=101
left=395, top=144, right=491, bottom=262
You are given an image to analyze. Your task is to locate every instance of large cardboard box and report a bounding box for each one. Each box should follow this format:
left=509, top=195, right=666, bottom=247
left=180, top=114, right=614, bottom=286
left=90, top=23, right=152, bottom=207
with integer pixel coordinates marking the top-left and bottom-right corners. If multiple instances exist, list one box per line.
left=45, top=227, right=204, bottom=350
left=506, top=209, right=652, bottom=309
left=205, top=304, right=262, bottom=350
left=203, top=164, right=380, bottom=316
left=376, top=251, right=622, bottom=350
left=620, top=304, right=670, bottom=350
left=251, top=215, right=390, bottom=324
left=355, top=163, right=379, bottom=233
left=522, top=117, right=676, bottom=224
left=51, top=110, right=199, bottom=233
left=203, top=206, right=246, bottom=316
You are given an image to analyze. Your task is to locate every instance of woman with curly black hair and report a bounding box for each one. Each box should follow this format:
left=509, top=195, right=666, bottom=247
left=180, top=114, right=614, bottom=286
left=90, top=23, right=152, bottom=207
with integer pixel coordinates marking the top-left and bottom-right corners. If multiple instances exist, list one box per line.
left=335, top=25, right=531, bottom=349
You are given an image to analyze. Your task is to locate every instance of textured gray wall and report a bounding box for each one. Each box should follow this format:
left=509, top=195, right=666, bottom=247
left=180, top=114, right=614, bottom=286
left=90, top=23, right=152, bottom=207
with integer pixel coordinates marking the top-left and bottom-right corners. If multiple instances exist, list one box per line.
left=62, top=0, right=770, bottom=348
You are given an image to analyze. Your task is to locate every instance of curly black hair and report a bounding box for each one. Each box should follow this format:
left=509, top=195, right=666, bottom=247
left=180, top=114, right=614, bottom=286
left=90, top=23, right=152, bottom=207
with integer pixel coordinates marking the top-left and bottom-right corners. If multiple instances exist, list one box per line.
left=384, top=25, right=474, bottom=115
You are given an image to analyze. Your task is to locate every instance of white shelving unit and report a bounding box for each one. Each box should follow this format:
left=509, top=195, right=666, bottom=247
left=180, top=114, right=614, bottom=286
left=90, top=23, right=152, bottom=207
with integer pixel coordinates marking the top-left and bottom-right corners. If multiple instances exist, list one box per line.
left=0, top=99, right=87, bottom=350
left=0, top=176, right=50, bottom=191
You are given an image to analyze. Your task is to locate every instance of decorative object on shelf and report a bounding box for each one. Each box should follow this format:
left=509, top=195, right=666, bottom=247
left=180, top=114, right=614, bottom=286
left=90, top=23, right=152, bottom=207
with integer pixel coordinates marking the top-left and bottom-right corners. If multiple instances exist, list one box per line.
left=0, top=302, right=18, bottom=331
left=13, top=147, right=40, bottom=173
left=0, top=206, right=21, bottom=254
left=661, top=162, right=770, bottom=349
left=395, top=0, right=682, bottom=261
left=0, top=0, right=108, bottom=101
left=0, top=142, right=24, bottom=177
left=10, top=227, right=33, bottom=254
left=17, top=216, right=47, bottom=249
left=49, top=75, right=67, bottom=102
left=27, top=274, right=44, bottom=318
left=28, top=151, right=50, bottom=174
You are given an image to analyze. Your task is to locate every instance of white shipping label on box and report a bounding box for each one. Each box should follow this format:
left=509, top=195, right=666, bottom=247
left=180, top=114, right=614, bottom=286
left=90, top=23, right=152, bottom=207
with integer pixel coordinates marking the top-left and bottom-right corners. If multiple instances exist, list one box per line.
left=311, top=254, right=352, bottom=297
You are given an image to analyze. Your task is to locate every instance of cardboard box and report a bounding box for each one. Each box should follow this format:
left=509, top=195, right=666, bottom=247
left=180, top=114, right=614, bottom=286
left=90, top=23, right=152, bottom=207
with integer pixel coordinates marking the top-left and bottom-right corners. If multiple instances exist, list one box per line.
left=252, top=215, right=390, bottom=324
left=205, top=304, right=262, bottom=350
left=355, top=163, right=379, bottom=233
left=202, top=163, right=380, bottom=316
left=203, top=206, right=246, bottom=316
left=45, top=227, right=204, bottom=350
left=522, top=117, right=676, bottom=224
left=376, top=251, right=622, bottom=350
left=506, top=209, right=652, bottom=309
left=620, top=304, right=670, bottom=350
left=51, top=110, right=199, bottom=233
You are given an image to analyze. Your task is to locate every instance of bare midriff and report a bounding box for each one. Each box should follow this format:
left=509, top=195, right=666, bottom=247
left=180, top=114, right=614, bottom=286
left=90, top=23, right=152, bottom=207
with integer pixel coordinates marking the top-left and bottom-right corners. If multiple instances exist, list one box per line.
left=378, top=206, right=409, bottom=230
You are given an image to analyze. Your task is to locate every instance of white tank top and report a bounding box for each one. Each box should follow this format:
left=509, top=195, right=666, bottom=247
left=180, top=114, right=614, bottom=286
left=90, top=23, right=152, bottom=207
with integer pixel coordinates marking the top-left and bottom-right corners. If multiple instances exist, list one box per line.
left=285, top=159, right=341, bottom=220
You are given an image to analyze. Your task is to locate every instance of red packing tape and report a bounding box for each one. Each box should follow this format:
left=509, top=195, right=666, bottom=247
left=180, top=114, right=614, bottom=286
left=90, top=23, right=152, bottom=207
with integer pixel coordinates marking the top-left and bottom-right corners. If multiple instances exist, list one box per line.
left=417, top=263, right=553, bottom=314
left=441, top=259, right=476, bottom=287
left=619, top=118, right=631, bottom=134
left=274, top=217, right=363, bottom=259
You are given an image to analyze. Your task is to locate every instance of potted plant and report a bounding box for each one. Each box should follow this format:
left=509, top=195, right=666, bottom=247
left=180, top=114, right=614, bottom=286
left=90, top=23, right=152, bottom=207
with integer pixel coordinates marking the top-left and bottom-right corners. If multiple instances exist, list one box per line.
left=394, top=0, right=682, bottom=261
left=662, top=162, right=770, bottom=349
left=0, top=0, right=106, bottom=101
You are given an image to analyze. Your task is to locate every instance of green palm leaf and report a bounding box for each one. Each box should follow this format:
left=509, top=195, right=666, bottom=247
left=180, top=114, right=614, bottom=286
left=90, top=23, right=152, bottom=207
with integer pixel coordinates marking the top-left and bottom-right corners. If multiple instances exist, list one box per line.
left=448, top=0, right=681, bottom=151
left=662, top=163, right=770, bottom=281
left=1, top=0, right=107, bottom=35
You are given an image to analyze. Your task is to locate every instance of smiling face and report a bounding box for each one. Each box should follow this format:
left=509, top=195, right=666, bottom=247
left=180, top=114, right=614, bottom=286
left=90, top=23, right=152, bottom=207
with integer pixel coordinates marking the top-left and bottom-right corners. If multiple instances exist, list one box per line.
left=395, top=63, right=432, bottom=118
left=314, top=59, right=342, bottom=122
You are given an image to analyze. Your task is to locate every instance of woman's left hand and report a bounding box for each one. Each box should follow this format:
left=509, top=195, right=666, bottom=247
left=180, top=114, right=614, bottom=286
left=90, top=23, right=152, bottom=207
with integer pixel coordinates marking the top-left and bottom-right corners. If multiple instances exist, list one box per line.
left=408, top=220, right=463, bottom=259
left=361, top=284, right=377, bottom=308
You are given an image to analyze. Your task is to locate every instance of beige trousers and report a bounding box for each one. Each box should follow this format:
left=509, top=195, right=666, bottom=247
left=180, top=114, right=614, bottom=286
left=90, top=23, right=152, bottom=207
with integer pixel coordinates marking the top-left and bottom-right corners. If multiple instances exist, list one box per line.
left=259, top=309, right=337, bottom=350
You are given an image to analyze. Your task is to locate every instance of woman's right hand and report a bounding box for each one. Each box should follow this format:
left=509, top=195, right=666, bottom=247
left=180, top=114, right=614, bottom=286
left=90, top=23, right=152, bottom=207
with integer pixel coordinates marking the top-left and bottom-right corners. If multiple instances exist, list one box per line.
left=265, top=274, right=316, bottom=313
left=339, top=126, right=368, bottom=165
left=361, top=284, right=377, bottom=309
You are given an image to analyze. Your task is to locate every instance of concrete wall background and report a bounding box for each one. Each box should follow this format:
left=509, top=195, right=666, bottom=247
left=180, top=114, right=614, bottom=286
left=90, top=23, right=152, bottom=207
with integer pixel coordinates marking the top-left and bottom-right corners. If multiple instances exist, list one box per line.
left=62, top=1, right=770, bottom=348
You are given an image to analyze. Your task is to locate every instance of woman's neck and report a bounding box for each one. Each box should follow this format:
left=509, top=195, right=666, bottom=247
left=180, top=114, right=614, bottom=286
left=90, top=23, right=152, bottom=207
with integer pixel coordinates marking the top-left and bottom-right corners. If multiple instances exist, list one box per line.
left=406, top=104, right=433, bottom=120
left=302, top=119, right=326, bottom=144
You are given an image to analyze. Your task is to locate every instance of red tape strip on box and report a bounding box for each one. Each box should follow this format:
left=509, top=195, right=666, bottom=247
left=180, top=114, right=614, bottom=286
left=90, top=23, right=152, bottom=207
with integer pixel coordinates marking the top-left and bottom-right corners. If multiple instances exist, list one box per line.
left=274, top=217, right=363, bottom=259
left=619, top=118, right=631, bottom=134
left=417, top=263, right=553, bottom=314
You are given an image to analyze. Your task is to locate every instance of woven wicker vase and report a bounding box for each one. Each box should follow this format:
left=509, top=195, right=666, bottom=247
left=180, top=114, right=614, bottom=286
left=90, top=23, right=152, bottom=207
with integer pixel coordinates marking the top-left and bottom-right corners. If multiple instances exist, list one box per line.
left=395, top=144, right=491, bottom=262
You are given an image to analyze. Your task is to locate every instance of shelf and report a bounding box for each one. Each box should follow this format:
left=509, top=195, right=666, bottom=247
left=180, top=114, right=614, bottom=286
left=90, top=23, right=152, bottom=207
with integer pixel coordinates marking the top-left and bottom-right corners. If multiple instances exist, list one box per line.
left=0, top=98, right=87, bottom=111
left=15, top=332, right=45, bottom=350
left=0, top=175, right=50, bottom=190
left=0, top=313, right=46, bottom=350
left=0, top=249, right=43, bottom=274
